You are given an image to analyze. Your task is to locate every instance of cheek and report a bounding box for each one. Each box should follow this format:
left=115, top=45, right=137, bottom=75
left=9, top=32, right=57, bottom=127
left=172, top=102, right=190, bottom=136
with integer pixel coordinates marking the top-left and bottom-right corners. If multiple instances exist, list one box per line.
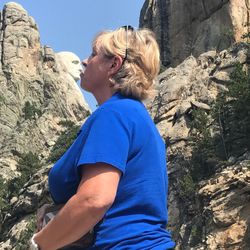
left=80, top=72, right=94, bottom=92
left=80, top=78, right=90, bottom=91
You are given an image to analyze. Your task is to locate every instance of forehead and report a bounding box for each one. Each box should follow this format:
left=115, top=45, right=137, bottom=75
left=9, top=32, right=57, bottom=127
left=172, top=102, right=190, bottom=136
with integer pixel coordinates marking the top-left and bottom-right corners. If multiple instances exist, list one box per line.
left=92, top=38, right=101, bottom=52
left=92, top=33, right=108, bottom=52
left=57, top=52, right=80, bottom=62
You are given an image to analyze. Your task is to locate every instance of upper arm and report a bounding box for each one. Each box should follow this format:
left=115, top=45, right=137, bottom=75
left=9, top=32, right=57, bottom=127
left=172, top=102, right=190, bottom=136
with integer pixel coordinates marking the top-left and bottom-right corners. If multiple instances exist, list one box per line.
left=76, top=109, right=130, bottom=175
left=75, top=109, right=130, bottom=207
left=76, top=162, right=122, bottom=207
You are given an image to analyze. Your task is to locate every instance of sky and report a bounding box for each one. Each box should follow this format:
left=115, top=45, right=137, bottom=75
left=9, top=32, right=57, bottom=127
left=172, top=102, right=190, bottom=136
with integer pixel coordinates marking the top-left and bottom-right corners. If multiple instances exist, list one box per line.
left=0, top=0, right=145, bottom=110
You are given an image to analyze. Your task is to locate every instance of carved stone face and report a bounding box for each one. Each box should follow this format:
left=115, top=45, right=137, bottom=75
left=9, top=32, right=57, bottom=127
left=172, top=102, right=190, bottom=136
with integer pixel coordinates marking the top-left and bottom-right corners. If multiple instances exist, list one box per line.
left=57, top=51, right=82, bottom=81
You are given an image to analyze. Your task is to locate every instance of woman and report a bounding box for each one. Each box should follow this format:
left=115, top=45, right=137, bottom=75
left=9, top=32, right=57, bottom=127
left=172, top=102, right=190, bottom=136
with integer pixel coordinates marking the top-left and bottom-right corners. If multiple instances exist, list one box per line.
left=30, top=26, right=175, bottom=250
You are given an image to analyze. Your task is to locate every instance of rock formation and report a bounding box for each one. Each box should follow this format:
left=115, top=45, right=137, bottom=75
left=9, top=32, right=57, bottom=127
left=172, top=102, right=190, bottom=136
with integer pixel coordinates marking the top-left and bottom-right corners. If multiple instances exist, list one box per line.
left=0, top=3, right=90, bottom=248
left=140, top=1, right=250, bottom=247
left=0, top=2, right=90, bottom=179
left=140, top=0, right=249, bottom=66
left=56, top=51, right=83, bottom=82
left=146, top=43, right=250, bottom=249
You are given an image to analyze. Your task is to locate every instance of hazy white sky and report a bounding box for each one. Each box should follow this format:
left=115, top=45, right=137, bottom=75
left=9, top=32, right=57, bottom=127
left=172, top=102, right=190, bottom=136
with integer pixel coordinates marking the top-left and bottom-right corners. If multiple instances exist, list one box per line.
left=0, top=0, right=145, bottom=110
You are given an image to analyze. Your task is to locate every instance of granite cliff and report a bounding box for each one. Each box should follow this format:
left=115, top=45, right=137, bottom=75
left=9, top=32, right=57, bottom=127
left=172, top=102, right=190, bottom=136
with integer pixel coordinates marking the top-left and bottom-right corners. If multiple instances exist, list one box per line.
left=0, top=3, right=90, bottom=248
left=0, top=2, right=90, bottom=179
left=140, top=0, right=249, bottom=66
left=147, top=45, right=250, bottom=250
left=141, top=1, right=250, bottom=249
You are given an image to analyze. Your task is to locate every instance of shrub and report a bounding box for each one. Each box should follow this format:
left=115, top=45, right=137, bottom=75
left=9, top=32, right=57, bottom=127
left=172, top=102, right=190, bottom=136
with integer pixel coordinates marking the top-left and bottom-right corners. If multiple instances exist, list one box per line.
left=213, top=63, right=250, bottom=157
left=15, top=215, right=36, bottom=250
left=159, top=62, right=167, bottom=74
left=0, top=153, right=41, bottom=239
left=190, top=223, right=203, bottom=246
left=0, top=176, right=9, bottom=211
left=189, top=63, right=250, bottom=180
left=221, top=28, right=235, bottom=45
left=189, top=109, right=217, bottom=180
left=17, top=152, right=41, bottom=176
left=48, top=121, right=81, bottom=163
left=7, top=152, right=41, bottom=197
left=0, top=95, right=6, bottom=104
left=22, top=101, right=42, bottom=120
left=179, top=173, right=196, bottom=199
left=58, top=120, right=75, bottom=128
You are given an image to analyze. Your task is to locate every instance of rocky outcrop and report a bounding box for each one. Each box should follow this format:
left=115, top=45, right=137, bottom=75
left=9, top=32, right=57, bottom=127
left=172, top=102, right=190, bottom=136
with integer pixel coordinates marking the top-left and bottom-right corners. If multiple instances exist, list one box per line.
left=146, top=43, right=250, bottom=249
left=0, top=2, right=90, bottom=179
left=198, top=157, right=250, bottom=250
left=140, top=3, right=250, bottom=245
left=0, top=3, right=90, bottom=247
left=140, top=0, right=249, bottom=66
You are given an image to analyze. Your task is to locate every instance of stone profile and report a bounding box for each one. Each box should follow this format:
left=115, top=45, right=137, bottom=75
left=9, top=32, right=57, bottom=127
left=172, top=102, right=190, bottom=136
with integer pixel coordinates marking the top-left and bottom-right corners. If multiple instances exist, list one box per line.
left=56, top=51, right=83, bottom=82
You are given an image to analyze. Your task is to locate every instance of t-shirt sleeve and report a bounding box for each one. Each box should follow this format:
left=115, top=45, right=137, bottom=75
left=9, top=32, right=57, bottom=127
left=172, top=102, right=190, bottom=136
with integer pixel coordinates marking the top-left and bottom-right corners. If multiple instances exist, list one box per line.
left=76, top=109, right=130, bottom=175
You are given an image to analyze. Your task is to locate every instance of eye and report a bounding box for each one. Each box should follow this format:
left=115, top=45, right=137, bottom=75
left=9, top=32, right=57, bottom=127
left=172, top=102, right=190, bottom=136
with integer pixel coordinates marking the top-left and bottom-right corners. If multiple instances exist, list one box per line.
left=72, top=60, right=80, bottom=64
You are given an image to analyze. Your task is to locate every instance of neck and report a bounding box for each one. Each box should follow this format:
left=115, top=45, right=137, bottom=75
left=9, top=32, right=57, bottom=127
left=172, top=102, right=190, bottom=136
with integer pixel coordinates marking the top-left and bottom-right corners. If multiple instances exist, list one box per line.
left=93, top=87, right=117, bottom=106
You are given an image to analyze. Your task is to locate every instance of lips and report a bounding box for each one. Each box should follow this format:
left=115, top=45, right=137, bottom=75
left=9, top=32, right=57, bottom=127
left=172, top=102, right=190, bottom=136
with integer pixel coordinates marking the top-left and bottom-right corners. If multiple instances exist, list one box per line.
left=80, top=71, right=84, bottom=78
left=80, top=67, right=86, bottom=76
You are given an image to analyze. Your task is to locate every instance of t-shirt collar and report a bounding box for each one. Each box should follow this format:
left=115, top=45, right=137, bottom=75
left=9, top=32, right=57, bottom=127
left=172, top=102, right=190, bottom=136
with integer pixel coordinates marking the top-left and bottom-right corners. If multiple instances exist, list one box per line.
left=104, top=92, right=124, bottom=104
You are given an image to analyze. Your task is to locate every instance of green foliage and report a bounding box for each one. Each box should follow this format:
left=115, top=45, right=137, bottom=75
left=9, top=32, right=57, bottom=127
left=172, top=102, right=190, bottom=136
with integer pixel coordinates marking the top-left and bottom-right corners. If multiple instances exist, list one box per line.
left=48, top=121, right=81, bottom=163
left=213, top=63, right=250, bottom=156
left=15, top=215, right=36, bottom=250
left=58, top=120, right=75, bottom=128
left=190, top=109, right=210, bottom=140
left=22, top=101, right=42, bottom=120
left=0, top=177, right=12, bottom=236
left=0, top=152, right=40, bottom=239
left=189, top=63, right=250, bottom=180
left=0, top=94, right=6, bottom=104
left=220, top=27, right=235, bottom=47
left=189, top=109, right=217, bottom=181
left=0, top=176, right=9, bottom=211
left=6, top=177, right=25, bottom=198
left=159, top=62, right=167, bottom=74
left=191, top=146, right=217, bottom=182
left=7, top=152, right=41, bottom=197
left=246, top=160, right=250, bottom=170
left=179, top=173, right=196, bottom=199
left=190, top=224, right=203, bottom=247
left=17, top=152, right=41, bottom=177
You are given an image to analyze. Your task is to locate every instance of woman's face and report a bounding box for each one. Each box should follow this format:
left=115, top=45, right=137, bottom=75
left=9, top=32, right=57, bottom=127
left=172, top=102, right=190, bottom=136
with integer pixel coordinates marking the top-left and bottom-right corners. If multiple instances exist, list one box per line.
left=80, top=45, right=111, bottom=94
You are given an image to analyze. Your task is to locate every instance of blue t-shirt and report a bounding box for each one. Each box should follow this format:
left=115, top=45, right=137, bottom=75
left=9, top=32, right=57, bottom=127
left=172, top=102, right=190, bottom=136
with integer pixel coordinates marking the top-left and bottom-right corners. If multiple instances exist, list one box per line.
left=49, top=92, right=175, bottom=249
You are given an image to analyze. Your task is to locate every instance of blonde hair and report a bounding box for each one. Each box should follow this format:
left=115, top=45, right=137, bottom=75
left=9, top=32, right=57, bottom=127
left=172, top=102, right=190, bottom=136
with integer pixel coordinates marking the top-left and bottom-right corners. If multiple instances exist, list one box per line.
left=92, top=27, right=160, bottom=100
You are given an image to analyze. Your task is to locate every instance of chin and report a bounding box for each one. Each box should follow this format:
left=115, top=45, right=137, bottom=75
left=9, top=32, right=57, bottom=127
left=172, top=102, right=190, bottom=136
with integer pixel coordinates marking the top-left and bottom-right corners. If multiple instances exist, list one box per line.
left=80, top=76, right=85, bottom=89
left=75, top=75, right=81, bottom=81
left=80, top=80, right=90, bottom=92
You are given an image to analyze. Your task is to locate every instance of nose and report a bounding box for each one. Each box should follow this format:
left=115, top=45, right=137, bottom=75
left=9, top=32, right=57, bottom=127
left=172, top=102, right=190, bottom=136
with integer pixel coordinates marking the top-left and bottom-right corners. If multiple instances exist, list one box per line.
left=78, top=64, right=83, bottom=72
left=82, top=59, right=88, bottom=68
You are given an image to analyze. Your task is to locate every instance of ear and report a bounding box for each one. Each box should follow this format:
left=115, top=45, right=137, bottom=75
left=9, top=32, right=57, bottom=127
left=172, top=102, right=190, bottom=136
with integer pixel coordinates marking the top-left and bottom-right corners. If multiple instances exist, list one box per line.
left=108, top=55, right=123, bottom=76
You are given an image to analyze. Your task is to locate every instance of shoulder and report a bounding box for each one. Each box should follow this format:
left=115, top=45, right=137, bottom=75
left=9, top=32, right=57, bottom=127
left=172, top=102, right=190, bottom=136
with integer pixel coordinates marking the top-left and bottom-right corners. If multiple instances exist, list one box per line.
left=84, top=94, right=151, bottom=131
left=85, top=102, right=132, bottom=130
left=101, top=95, right=147, bottom=119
